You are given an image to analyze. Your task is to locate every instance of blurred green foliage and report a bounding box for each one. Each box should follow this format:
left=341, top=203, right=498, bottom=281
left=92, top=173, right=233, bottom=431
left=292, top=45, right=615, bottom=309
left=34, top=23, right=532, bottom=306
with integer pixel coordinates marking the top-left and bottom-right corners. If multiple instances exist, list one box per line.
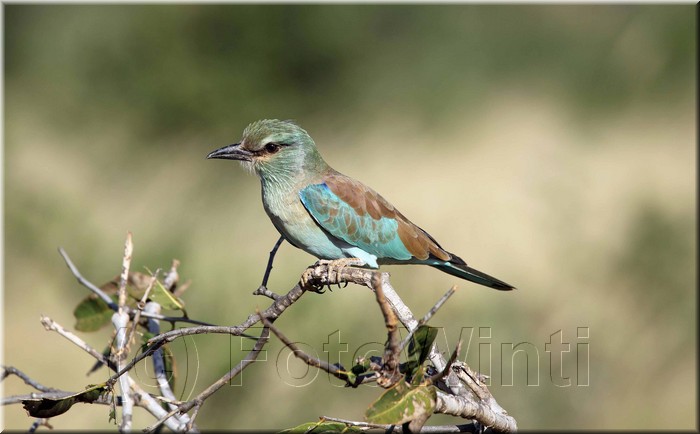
left=3, top=4, right=696, bottom=431
left=5, top=5, right=694, bottom=143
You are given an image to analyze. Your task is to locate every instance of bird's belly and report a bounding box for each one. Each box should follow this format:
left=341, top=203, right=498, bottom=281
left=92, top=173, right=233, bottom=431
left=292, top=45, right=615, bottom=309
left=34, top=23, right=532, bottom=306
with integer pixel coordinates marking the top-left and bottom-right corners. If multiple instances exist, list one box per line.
left=264, top=194, right=345, bottom=260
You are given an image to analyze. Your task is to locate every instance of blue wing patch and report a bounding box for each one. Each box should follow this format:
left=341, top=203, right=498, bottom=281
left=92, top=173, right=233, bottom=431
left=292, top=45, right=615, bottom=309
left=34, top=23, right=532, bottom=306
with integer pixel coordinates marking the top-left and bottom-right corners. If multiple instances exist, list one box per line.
left=299, top=183, right=413, bottom=261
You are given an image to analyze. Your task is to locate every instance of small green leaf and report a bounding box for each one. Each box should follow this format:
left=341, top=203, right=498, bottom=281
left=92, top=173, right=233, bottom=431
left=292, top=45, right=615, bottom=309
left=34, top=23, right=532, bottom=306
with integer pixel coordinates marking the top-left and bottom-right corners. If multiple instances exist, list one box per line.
left=408, top=326, right=438, bottom=365
left=149, top=279, right=185, bottom=311
left=73, top=295, right=117, bottom=332
left=22, top=383, right=109, bottom=418
left=365, top=382, right=437, bottom=426
left=280, top=421, right=362, bottom=433
left=351, top=358, right=372, bottom=376
left=343, top=371, right=357, bottom=385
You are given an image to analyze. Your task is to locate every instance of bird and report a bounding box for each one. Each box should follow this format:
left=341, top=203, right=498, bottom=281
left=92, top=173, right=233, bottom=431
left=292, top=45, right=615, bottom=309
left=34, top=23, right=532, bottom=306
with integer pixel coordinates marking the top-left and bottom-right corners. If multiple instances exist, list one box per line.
left=207, top=119, right=514, bottom=291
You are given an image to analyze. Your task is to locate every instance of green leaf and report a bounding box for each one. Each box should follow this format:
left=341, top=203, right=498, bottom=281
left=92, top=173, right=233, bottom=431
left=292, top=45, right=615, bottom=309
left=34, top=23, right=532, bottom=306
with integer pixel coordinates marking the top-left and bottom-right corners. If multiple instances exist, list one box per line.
left=408, top=326, right=438, bottom=366
left=149, top=279, right=185, bottom=311
left=365, top=382, right=437, bottom=426
left=73, top=295, right=117, bottom=332
left=22, top=384, right=109, bottom=418
left=280, top=421, right=362, bottom=433
left=351, top=358, right=372, bottom=376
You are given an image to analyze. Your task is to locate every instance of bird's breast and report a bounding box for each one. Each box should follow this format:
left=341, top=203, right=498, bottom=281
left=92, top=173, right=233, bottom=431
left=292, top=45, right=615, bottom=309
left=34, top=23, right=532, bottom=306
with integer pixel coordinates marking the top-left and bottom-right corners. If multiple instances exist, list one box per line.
left=261, top=184, right=345, bottom=260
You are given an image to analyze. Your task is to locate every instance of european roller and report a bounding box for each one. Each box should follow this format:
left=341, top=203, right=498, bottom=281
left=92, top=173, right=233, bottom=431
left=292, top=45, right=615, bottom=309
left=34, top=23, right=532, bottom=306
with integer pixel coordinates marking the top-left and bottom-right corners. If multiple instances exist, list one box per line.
left=207, top=119, right=514, bottom=291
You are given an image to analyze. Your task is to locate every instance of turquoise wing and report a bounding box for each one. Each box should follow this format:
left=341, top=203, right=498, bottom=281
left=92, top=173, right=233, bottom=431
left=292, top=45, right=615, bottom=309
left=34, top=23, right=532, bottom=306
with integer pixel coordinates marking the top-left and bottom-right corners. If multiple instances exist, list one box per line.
left=299, top=182, right=413, bottom=261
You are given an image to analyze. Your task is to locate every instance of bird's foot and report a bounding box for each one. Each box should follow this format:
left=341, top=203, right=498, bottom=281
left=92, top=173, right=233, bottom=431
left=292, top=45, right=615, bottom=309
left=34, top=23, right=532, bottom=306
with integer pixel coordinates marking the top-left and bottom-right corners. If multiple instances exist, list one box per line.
left=300, top=258, right=365, bottom=293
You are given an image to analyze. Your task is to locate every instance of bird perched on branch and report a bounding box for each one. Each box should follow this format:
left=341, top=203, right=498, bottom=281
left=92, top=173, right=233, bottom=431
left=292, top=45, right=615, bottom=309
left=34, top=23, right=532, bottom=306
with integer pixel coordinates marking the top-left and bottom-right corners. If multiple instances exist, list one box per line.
left=207, top=119, right=514, bottom=291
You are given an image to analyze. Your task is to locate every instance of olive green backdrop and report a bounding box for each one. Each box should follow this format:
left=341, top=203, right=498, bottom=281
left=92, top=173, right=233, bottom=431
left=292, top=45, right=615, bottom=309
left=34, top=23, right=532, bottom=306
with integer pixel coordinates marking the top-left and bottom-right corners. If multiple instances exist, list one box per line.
left=3, top=4, right=696, bottom=430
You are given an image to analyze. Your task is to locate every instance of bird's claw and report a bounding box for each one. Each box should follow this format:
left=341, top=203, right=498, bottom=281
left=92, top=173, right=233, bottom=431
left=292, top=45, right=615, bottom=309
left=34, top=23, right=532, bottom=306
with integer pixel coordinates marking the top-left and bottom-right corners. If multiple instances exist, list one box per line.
left=300, top=258, right=365, bottom=293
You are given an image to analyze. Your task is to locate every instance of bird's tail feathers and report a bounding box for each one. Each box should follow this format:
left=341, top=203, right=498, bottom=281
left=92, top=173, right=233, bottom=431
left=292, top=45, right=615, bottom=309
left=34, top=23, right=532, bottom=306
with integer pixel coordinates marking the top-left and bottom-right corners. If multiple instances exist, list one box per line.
left=432, top=260, right=515, bottom=291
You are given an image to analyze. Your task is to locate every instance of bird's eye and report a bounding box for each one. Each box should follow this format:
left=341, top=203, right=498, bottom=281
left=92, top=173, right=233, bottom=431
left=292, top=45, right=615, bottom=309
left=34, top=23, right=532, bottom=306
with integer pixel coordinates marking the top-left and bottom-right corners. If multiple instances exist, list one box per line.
left=264, top=143, right=280, bottom=154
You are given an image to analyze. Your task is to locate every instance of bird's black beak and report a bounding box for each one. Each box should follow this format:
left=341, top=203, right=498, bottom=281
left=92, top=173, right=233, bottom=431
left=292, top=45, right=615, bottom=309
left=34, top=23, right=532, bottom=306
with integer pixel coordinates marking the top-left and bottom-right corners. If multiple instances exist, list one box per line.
left=206, top=143, right=253, bottom=162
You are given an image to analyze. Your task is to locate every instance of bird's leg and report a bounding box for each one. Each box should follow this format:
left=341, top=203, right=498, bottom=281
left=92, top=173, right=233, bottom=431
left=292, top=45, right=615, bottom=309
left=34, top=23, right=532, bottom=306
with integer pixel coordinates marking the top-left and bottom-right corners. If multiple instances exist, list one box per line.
left=301, top=258, right=365, bottom=293
left=253, top=236, right=285, bottom=300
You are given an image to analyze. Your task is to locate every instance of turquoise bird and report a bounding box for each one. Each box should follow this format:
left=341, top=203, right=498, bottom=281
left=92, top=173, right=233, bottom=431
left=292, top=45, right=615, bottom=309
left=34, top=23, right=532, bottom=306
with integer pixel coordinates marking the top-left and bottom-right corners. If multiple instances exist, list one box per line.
left=207, top=119, right=514, bottom=291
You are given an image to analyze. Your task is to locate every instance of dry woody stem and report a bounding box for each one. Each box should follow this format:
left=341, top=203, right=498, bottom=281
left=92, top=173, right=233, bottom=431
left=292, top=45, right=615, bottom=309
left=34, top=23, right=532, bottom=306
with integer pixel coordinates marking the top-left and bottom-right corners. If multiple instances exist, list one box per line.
left=2, top=239, right=516, bottom=433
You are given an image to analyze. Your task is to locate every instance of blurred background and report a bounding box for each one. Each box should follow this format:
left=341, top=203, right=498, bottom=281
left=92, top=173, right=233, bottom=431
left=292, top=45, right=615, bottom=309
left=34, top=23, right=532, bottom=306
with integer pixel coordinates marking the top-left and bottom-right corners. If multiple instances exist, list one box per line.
left=2, top=4, right=696, bottom=430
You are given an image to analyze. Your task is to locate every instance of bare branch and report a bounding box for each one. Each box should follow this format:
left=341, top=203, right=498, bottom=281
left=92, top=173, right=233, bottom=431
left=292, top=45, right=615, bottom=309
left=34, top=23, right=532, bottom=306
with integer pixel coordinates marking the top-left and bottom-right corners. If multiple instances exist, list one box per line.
left=144, top=326, right=271, bottom=432
left=28, top=242, right=515, bottom=432
left=398, top=285, right=457, bottom=354
left=435, top=389, right=516, bottom=432
left=117, top=232, right=133, bottom=312
left=124, top=271, right=159, bottom=351
left=40, top=316, right=114, bottom=369
left=1, top=366, right=60, bottom=393
left=38, top=315, right=184, bottom=430
left=429, top=341, right=462, bottom=385
left=148, top=281, right=306, bottom=347
left=260, top=311, right=360, bottom=386
left=321, top=416, right=480, bottom=433
left=28, top=418, right=53, bottom=433
left=279, top=265, right=515, bottom=430
left=251, top=285, right=281, bottom=300
left=163, top=259, right=180, bottom=291
left=114, top=232, right=134, bottom=432
left=420, top=285, right=457, bottom=325
left=143, top=302, right=193, bottom=429
left=372, top=273, right=401, bottom=388
left=58, top=246, right=118, bottom=309
left=59, top=247, right=212, bottom=327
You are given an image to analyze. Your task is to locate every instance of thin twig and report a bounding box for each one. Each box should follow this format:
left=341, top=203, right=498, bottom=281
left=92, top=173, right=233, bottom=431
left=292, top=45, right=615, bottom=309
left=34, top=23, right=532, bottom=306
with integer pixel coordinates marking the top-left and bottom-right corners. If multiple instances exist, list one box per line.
left=372, top=273, right=401, bottom=388
left=124, top=271, right=159, bottom=351
left=372, top=275, right=467, bottom=397
left=144, top=302, right=193, bottom=428
left=38, top=315, right=184, bottom=430
left=279, top=265, right=515, bottom=430
left=322, top=415, right=480, bottom=433
left=398, top=286, right=457, bottom=354
left=114, top=232, right=134, bottom=432
left=148, top=281, right=306, bottom=346
left=251, top=285, right=281, bottom=300
left=149, top=313, right=215, bottom=327
left=117, top=232, right=133, bottom=311
left=163, top=259, right=180, bottom=291
left=144, top=327, right=270, bottom=432
left=40, top=316, right=114, bottom=369
left=58, top=246, right=118, bottom=309
left=259, top=311, right=359, bottom=386
left=59, top=247, right=213, bottom=327
left=429, top=341, right=462, bottom=385
left=28, top=418, right=53, bottom=433
left=1, top=366, right=59, bottom=393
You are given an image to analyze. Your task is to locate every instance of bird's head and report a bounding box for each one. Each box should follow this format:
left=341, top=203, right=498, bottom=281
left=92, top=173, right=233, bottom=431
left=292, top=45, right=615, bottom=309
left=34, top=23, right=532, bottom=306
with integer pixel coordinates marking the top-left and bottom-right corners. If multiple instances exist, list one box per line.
left=207, top=119, right=327, bottom=183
